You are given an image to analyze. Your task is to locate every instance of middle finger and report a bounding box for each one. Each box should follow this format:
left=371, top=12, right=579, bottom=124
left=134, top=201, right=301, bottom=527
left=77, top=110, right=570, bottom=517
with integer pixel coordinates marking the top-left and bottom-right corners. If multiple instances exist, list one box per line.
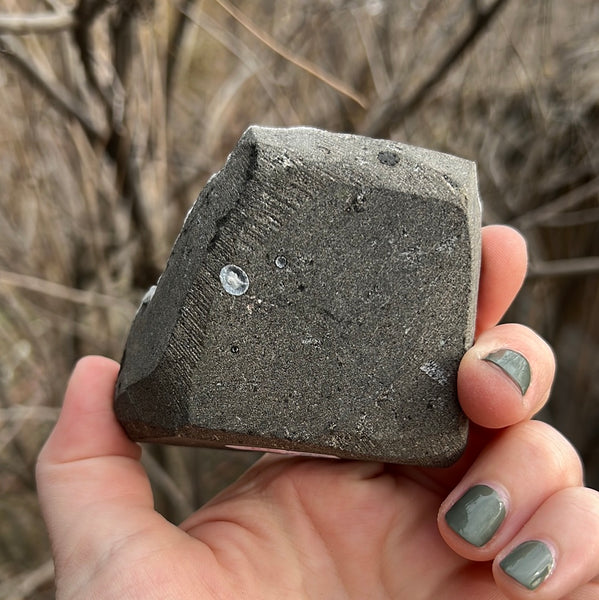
left=437, top=419, right=583, bottom=562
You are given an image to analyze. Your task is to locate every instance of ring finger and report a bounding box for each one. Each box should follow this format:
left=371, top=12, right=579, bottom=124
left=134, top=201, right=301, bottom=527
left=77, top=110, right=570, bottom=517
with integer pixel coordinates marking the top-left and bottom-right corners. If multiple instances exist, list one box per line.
left=494, top=486, right=599, bottom=598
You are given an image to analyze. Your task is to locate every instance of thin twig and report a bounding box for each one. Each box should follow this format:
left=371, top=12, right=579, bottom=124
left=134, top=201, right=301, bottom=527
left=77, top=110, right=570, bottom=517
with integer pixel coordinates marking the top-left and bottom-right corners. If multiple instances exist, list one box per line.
left=106, top=2, right=160, bottom=288
left=537, top=207, right=599, bottom=228
left=0, top=269, right=136, bottom=314
left=166, top=0, right=195, bottom=106
left=214, top=0, right=368, bottom=109
left=0, top=559, right=54, bottom=600
left=0, top=406, right=60, bottom=422
left=362, top=0, right=511, bottom=137
left=527, top=257, right=599, bottom=279
left=351, top=6, right=391, bottom=99
left=0, top=10, right=74, bottom=35
left=141, top=448, right=195, bottom=519
left=168, top=2, right=288, bottom=203
left=513, top=175, right=599, bottom=230
left=72, top=0, right=114, bottom=117
left=180, top=3, right=299, bottom=148
left=0, top=34, right=103, bottom=143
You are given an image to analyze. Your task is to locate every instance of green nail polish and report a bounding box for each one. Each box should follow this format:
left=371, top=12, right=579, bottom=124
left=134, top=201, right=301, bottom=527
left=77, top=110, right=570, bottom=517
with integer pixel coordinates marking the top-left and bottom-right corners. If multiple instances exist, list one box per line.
left=484, top=349, right=531, bottom=395
left=445, top=484, right=506, bottom=547
left=500, top=540, right=555, bottom=590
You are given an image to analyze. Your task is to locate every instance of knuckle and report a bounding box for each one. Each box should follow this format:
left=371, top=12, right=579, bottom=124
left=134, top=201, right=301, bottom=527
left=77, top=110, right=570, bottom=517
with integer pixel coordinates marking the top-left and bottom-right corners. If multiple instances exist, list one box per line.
left=513, top=420, right=583, bottom=486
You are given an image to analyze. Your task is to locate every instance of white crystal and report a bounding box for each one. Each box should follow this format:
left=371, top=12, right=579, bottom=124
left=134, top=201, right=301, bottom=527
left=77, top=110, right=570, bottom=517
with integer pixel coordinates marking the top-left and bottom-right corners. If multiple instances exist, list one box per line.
left=419, top=361, right=449, bottom=386
left=141, top=285, right=156, bottom=305
left=220, top=265, right=249, bottom=296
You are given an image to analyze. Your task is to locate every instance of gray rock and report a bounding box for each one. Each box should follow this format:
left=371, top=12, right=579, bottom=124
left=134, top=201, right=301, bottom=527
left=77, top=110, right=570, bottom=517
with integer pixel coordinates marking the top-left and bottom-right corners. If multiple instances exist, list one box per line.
left=114, top=126, right=481, bottom=467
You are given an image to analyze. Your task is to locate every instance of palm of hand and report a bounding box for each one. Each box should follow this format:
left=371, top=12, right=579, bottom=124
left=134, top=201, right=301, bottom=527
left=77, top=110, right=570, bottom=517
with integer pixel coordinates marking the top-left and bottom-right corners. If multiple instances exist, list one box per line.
left=38, top=227, right=599, bottom=599
left=64, top=447, right=494, bottom=600
left=179, top=457, right=492, bottom=599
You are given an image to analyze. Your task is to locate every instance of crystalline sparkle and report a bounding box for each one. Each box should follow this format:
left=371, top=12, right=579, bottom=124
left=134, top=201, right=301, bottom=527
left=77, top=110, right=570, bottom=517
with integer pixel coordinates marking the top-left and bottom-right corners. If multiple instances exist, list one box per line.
left=220, top=265, right=249, bottom=296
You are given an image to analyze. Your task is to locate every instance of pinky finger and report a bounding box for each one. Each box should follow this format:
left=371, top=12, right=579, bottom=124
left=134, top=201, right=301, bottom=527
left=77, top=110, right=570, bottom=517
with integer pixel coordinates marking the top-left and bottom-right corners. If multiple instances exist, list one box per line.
left=493, top=486, right=599, bottom=599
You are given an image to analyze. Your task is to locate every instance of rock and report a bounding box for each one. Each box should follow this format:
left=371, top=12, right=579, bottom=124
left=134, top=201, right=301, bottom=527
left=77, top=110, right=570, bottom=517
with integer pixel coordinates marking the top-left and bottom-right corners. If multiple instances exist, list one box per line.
left=114, top=126, right=481, bottom=467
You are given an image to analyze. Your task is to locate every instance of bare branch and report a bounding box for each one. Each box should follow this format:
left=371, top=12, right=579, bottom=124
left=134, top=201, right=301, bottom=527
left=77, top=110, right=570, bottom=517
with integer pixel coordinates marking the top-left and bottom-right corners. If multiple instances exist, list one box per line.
left=513, top=176, right=599, bottom=230
left=179, top=3, right=300, bottom=148
left=362, top=0, right=511, bottom=138
left=0, top=269, right=136, bottom=314
left=0, top=34, right=104, bottom=143
left=351, top=6, right=391, bottom=99
left=141, top=449, right=194, bottom=520
left=214, top=0, right=368, bottom=109
left=527, top=257, right=599, bottom=279
left=72, top=0, right=115, bottom=115
left=0, top=559, right=54, bottom=600
left=0, top=10, right=74, bottom=35
left=166, top=0, right=195, bottom=105
left=0, top=406, right=60, bottom=423
left=537, top=207, right=599, bottom=228
left=105, top=2, right=161, bottom=288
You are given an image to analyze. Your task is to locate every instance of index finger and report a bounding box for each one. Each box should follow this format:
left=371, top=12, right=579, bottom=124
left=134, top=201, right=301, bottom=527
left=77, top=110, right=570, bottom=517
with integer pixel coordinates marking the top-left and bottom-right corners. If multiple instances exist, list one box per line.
left=476, top=225, right=528, bottom=337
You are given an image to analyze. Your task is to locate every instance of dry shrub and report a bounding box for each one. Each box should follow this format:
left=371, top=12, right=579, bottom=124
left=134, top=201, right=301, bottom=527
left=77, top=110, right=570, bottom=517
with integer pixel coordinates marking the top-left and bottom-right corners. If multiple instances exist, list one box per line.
left=0, top=0, right=597, bottom=596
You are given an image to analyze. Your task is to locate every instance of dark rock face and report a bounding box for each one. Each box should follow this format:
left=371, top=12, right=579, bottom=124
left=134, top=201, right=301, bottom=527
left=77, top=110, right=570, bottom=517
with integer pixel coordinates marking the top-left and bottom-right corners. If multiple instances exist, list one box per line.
left=114, top=126, right=481, bottom=466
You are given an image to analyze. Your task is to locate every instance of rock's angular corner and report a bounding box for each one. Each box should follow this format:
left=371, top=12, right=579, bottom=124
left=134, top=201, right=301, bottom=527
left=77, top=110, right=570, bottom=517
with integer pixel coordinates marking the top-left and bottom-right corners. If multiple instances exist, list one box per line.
left=114, top=126, right=481, bottom=467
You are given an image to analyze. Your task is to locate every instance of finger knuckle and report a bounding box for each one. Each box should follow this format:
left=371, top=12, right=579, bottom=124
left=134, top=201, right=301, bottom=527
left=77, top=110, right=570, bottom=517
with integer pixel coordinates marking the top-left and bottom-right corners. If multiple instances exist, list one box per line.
left=514, top=420, right=583, bottom=485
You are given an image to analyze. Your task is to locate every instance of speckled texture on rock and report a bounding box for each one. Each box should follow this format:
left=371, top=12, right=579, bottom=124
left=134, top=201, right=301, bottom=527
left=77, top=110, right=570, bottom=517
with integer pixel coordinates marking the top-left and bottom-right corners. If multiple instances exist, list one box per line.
left=114, top=126, right=481, bottom=467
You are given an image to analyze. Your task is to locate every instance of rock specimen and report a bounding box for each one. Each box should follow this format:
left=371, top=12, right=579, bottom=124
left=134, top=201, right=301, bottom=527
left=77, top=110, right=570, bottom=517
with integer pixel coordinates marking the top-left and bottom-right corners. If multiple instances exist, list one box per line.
left=114, top=126, right=481, bottom=466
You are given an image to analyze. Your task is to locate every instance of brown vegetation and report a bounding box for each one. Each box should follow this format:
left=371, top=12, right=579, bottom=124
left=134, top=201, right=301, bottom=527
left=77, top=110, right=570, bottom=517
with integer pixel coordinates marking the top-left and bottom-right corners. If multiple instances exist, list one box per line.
left=0, top=1, right=597, bottom=597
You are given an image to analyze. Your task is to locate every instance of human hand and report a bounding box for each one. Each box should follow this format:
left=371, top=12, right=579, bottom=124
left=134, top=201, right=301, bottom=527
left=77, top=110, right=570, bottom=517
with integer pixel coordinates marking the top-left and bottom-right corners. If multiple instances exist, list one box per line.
left=37, top=225, right=599, bottom=599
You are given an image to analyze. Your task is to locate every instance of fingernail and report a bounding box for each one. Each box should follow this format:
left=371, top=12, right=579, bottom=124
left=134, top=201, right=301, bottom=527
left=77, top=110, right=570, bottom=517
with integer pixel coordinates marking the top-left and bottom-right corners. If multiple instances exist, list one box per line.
left=500, top=540, right=555, bottom=590
left=445, top=484, right=506, bottom=547
left=484, top=349, right=531, bottom=395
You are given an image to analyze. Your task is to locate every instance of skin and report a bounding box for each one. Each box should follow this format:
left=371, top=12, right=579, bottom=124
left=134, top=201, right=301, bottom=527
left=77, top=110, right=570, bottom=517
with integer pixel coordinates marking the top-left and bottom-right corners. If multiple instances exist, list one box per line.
left=36, top=225, right=599, bottom=600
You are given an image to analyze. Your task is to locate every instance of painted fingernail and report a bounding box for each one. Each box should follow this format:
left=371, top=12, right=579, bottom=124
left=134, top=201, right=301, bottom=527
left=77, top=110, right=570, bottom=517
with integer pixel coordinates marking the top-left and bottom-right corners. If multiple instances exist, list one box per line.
left=484, top=349, right=531, bottom=395
left=445, top=484, right=506, bottom=547
left=500, top=540, right=555, bottom=590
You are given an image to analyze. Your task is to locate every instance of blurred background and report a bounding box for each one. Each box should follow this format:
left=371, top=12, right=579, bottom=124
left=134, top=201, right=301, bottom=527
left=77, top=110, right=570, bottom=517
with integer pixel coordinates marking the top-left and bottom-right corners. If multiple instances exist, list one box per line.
left=0, top=0, right=597, bottom=597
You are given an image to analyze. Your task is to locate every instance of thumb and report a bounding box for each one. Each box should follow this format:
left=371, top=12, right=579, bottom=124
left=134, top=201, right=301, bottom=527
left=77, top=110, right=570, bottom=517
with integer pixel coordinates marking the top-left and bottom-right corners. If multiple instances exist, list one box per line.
left=36, top=356, right=160, bottom=574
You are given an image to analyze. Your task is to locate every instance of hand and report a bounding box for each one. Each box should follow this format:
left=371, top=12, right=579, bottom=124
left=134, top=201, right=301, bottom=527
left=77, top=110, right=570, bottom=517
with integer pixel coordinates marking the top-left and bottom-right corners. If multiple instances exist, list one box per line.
left=37, top=225, right=599, bottom=599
